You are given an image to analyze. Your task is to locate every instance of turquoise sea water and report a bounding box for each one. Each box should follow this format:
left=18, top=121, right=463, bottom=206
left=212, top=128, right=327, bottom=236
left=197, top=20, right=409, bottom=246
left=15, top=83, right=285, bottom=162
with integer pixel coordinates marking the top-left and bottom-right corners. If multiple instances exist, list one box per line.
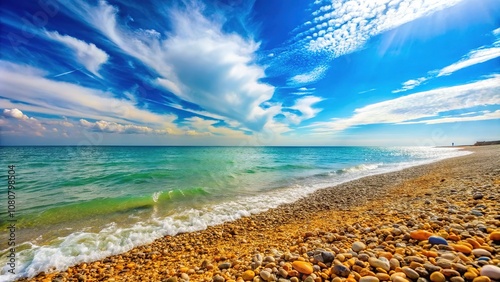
left=0, top=146, right=469, bottom=280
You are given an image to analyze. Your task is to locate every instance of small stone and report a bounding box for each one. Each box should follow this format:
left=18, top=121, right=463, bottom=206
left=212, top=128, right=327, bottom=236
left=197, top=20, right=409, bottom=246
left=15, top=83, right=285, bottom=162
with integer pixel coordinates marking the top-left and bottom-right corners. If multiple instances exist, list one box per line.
left=464, top=272, right=478, bottom=280
left=441, top=269, right=460, bottom=277
left=368, top=257, right=390, bottom=272
left=321, top=251, right=335, bottom=263
left=376, top=273, right=390, bottom=281
left=489, top=231, right=500, bottom=241
left=242, top=270, right=255, bottom=281
left=292, top=261, right=313, bottom=275
left=402, top=266, right=420, bottom=280
left=451, top=244, right=472, bottom=254
left=480, top=265, right=500, bottom=280
left=260, top=270, right=272, bottom=281
left=278, top=268, right=288, bottom=278
left=471, top=249, right=492, bottom=257
left=352, top=241, right=366, bottom=252
left=390, top=258, right=400, bottom=270
left=264, top=256, right=275, bottom=263
left=359, top=276, right=379, bottom=282
left=410, top=230, right=433, bottom=240
left=471, top=210, right=483, bottom=217
left=213, top=275, right=225, bottom=282
left=181, top=273, right=189, bottom=281
left=472, top=276, right=491, bottom=282
left=450, top=277, right=464, bottom=282
left=436, top=259, right=453, bottom=269
left=290, top=278, right=299, bottom=282
left=472, top=193, right=483, bottom=200
left=428, top=236, right=448, bottom=245
left=166, top=277, right=178, bottom=282
left=218, top=262, right=231, bottom=270
left=332, top=264, right=350, bottom=277
left=430, top=271, right=446, bottom=282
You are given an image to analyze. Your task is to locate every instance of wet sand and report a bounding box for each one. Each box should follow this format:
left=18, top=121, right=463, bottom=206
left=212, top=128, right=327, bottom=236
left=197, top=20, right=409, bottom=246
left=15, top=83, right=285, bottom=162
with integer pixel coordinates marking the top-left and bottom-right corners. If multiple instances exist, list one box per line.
left=22, top=145, right=500, bottom=282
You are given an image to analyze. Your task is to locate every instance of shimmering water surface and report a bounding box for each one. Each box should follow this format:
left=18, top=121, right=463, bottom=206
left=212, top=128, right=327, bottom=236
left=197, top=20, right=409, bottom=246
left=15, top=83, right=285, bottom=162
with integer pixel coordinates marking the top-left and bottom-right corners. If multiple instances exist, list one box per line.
left=0, top=146, right=469, bottom=280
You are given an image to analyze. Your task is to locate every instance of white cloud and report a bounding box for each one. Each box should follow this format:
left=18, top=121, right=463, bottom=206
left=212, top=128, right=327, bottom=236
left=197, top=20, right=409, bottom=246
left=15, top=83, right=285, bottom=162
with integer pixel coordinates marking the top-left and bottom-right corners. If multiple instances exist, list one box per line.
left=64, top=1, right=276, bottom=131
left=1, top=108, right=46, bottom=136
left=302, top=0, right=463, bottom=56
left=79, top=119, right=170, bottom=134
left=493, top=27, right=500, bottom=36
left=393, top=28, right=500, bottom=93
left=45, top=31, right=109, bottom=77
left=0, top=62, right=179, bottom=131
left=393, top=77, right=428, bottom=93
left=290, top=65, right=328, bottom=84
left=399, top=110, right=500, bottom=124
left=285, top=96, right=323, bottom=124
left=3, top=108, right=28, bottom=120
left=184, top=116, right=247, bottom=138
left=437, top=47, right=500, bottom=77
left=308, top=75, right=500, bottom=131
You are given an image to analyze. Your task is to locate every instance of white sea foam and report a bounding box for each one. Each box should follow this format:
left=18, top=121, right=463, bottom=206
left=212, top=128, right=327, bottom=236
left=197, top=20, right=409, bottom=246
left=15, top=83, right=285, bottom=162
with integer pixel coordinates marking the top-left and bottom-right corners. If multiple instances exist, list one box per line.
left=0, top=147, right=471, bottom=281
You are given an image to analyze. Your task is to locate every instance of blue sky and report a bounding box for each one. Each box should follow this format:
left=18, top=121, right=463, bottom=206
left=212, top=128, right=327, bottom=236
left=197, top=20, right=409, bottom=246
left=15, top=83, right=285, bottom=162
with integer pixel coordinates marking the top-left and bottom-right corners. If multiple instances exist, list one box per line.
left=0, top=0, right=499, bottom=146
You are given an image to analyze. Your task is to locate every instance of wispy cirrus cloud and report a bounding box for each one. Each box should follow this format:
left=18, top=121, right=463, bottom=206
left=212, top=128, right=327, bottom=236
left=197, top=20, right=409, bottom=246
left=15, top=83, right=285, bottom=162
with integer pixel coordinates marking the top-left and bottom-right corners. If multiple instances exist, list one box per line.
left=393, top=77, right=428, bottom=93
left=61, top=0, right=276, bottom=132
left=308, top=75, right=500, bottom=132
left=393, top=28, right=500, bottom=93
left=437, top=46, right=500, bottom=77
left=44, top=31, right=109, bottom=77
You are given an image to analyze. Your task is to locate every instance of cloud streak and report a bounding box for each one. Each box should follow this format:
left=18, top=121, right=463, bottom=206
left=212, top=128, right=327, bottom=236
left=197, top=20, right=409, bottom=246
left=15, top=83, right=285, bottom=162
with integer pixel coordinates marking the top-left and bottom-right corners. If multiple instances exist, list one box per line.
left=45, top=31, right=109, bottom=77
left=308, top=75, right=500, bottom=132
left=393, top=28, right=500, bottom=93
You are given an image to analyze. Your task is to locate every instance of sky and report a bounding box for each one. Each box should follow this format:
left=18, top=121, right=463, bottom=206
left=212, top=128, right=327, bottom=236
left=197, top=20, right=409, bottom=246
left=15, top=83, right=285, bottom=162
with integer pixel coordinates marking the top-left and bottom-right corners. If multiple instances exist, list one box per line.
left=0, top=0, right=499, bottom=146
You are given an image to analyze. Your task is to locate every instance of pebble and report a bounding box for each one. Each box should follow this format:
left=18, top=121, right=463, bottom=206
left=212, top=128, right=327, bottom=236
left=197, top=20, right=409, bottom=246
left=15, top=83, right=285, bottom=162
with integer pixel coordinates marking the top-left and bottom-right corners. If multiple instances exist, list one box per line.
left=368, top=257, right=390, bottom=272
left=402, top=266, right=420, bottom=279
left=472, top=276, right=491, bottom=282
left=441, top=269, right=460, bottom=277
left=260, top=270, right=272, bottom=281
left=472, top=193, right=484, bottom=200
left=428, top=236, right=448, bottom=245
left=292, top=261, right=313, bottom=275
left=471, top=249, right=492, bottom=257
left=480, top=265, right=500, bottom=280
left=430, top=271, right=446, bottom=282
left=218, top=262, right=231, bottom=270
left=489, top=231, right=500, bottom=241
left=321, top=251, right=335, bottom=263
left=332, top=264, right=350, bottom=277
left=359, top=276, right=380, bottom=282
left=213, top=275, right=225, bottom=282
left=410, top=230, right=432, bottom=240
left=352, top=241, right=366, bottom=252
left=241, top=270, right=255, bottom=281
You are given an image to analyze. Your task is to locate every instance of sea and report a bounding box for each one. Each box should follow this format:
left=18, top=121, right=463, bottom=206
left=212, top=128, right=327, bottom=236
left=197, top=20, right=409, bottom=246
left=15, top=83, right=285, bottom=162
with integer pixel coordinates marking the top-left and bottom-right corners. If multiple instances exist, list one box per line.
left=0, top=146, right=470, bottom=280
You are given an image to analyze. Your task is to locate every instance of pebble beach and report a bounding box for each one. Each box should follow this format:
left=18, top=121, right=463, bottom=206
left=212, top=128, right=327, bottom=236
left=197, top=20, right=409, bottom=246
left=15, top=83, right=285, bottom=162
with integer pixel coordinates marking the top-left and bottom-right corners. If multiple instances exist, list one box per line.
left=20, top=145, right=500, bottom=282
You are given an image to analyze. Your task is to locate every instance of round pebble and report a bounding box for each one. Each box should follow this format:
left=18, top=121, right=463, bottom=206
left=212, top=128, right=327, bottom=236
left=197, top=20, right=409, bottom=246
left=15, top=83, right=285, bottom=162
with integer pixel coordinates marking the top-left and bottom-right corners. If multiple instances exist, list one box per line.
left=352, top=241, right=366, bottom=252
left=430, top=271, right=446, bottom=282
left=480, top=265, right=500, bottom=280
left=241, top=270, right=255, bottom=281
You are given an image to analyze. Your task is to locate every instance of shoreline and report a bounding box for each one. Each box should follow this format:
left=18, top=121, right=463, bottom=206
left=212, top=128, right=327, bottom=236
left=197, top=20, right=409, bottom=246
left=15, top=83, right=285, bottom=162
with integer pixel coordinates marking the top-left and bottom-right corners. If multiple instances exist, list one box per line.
left=18, top=145, right=500, bottom=281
